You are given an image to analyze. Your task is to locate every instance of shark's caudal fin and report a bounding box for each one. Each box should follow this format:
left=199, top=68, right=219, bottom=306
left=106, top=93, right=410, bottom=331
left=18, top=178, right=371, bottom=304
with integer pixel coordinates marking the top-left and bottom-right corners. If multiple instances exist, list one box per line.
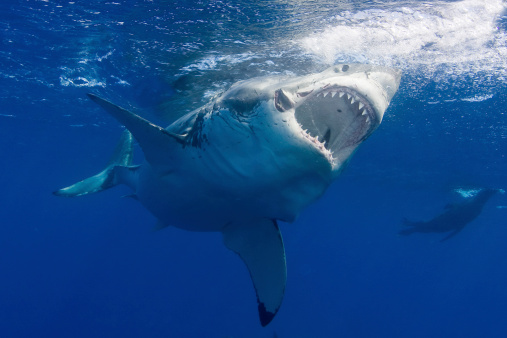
left=223, top=219, right=287, bottom=327
left=87, top=94, right=185, bottom=172
left=53, top=130, right=137, bottom=197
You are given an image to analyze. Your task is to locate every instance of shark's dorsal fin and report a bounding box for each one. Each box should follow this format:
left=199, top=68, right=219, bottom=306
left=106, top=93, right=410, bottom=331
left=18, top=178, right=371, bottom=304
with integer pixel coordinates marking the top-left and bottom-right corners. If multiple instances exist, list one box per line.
left=223, top=219, right=286, bottom=327
left=87, top=94, right=185, bottom=170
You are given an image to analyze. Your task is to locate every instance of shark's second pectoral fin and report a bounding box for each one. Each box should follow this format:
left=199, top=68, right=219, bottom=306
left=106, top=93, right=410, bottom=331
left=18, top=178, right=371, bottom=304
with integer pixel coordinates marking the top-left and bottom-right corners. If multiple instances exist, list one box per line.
left=222, top=219, right=286, bottom=327
left=87, top=93, right=185, bottom=171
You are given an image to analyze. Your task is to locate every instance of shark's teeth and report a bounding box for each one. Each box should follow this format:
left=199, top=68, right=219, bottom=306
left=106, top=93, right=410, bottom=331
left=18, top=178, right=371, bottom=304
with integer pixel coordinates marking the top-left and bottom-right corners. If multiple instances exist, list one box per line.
left=350, top=97, right=355, bottom=104
left=339, top=92, right=345, bottom=98
left=331, top=92, right=337, bottom=98
left=361, top=110, right=367, bottom=116
left=316, top=93, right=322, bottom=97
left=323, top=92, right=329, bottom=98
left=346, top=94, right=352, bottom=100
left=366, top=116, right=370, bottom=123
left=358, top=102, right=364, bottom=110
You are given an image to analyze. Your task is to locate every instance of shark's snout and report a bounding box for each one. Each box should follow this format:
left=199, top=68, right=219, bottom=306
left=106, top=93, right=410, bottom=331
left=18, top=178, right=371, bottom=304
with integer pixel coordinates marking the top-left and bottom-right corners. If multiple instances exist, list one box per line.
left=368, top=67, right=402, bottom=103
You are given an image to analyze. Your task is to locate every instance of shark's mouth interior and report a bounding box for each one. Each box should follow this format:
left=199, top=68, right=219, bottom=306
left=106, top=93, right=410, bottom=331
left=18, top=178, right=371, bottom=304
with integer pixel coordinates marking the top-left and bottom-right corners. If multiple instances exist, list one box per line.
left=293, top=85, right=379, bottom=156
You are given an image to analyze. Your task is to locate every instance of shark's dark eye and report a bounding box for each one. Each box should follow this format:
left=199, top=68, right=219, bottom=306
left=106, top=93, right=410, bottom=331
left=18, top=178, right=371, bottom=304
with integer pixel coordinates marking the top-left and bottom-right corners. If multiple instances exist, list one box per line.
left=342, top=65, right=349, bottom=72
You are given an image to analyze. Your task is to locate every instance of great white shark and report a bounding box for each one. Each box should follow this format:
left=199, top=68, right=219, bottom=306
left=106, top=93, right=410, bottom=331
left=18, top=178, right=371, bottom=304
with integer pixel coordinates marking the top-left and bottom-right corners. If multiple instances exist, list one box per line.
left=54, top=64, right=401, bottom=326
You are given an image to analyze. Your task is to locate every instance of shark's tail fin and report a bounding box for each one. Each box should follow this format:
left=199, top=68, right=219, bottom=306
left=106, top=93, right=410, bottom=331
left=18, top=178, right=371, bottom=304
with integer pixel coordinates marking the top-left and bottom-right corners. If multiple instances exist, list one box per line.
left=53, top=130, right=135, bottom=197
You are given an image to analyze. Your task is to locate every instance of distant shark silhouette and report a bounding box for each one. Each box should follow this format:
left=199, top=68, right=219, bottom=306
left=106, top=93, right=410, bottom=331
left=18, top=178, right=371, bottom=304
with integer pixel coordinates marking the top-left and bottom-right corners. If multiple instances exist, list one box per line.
left=54, top=64, right=401, bottom=326
left=399, top=188, right=500, bottom=242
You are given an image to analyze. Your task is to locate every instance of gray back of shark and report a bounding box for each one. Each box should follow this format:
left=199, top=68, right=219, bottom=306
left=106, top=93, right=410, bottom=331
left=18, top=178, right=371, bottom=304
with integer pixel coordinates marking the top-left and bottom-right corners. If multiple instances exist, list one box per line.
left=54, top=64, right=401, bottom=326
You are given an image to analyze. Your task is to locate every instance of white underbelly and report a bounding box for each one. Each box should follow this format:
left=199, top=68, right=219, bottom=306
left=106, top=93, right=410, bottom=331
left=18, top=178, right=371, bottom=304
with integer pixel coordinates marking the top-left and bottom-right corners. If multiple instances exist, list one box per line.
left=135, top=161, right=330, bottom=232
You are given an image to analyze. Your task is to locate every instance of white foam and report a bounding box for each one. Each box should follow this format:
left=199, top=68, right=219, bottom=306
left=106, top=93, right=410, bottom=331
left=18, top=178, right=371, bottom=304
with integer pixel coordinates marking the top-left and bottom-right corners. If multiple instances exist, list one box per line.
left=180, top=52, right=256, bottom=72
left=461, top=94, right=494, bottom=102
left=301, top=0, right=505, bottom=65
left=59, top=76, right=106, bottom=88
left=298, top=0, right=507, bottom=99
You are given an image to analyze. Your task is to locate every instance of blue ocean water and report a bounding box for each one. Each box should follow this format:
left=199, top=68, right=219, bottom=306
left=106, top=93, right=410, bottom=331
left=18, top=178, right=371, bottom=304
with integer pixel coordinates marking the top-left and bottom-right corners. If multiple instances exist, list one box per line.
left=1, top=0, right=506, bottom=337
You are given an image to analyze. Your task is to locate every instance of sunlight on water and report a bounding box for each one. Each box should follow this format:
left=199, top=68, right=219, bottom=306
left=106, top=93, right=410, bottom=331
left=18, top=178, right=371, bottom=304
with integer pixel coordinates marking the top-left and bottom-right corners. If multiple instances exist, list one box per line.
left=299, top=0, right=505, bottom=68
left=5, top=0, right=507, bottom=116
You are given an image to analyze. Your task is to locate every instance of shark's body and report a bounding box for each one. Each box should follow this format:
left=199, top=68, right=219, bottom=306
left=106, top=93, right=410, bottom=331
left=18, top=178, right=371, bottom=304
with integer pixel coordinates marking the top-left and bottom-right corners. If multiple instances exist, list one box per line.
left=399, top=188, right=499, bottom=241
left=55, top=64, right=401, bottom=325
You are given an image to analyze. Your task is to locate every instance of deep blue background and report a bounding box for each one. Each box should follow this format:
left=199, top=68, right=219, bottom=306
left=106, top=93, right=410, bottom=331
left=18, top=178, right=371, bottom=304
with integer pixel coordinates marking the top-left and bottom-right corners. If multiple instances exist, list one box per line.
left=1, top=1, right=506, bottom=337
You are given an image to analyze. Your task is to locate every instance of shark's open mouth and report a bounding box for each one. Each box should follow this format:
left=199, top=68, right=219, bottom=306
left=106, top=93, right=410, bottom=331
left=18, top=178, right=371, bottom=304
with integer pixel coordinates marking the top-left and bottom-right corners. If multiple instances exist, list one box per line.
left=292, top=86, right=379, bottom=157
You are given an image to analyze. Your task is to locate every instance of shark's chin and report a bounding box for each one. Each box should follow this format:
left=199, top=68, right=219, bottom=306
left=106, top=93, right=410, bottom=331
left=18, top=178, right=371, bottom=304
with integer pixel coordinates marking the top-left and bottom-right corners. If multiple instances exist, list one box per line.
left=293, top=86, right=380, bottom=159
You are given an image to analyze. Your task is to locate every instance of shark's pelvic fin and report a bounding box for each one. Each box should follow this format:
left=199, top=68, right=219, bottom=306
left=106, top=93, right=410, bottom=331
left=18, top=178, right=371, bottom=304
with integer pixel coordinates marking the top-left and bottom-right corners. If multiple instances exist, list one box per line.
left=223, top=219, right=286, bottom=327
left=53, top=130, right=136, bottom=197
left=87, top=93, right=185, bottom=170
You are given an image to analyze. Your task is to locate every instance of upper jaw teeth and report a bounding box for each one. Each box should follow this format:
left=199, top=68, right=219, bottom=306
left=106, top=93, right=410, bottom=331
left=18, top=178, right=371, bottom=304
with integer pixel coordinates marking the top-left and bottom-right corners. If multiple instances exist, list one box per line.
left=315, top=89, right=361, bottom=104
left=313, top=88, right=369, bottom=117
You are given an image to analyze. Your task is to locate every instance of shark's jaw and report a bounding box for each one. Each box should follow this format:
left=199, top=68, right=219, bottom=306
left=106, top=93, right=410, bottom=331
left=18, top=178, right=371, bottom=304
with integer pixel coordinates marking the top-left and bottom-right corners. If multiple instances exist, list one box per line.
left=275, top=84, right=380, bottom=169
left=210, top=64, right=400, bottom=175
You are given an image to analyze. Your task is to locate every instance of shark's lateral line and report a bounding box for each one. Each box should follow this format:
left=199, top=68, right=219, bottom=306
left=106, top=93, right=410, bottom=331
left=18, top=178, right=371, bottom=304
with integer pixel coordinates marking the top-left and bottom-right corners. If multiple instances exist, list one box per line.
left=54, top=64, right=401, bottom=326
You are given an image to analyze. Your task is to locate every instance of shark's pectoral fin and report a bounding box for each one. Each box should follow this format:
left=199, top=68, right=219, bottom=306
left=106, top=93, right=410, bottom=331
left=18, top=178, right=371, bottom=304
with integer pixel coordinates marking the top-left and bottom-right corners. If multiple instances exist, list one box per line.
left=54, top=131, right=137, bottom=197
left=222, top=219, right=286, bottom=327
left=87, top=93, right=185, bottom=171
